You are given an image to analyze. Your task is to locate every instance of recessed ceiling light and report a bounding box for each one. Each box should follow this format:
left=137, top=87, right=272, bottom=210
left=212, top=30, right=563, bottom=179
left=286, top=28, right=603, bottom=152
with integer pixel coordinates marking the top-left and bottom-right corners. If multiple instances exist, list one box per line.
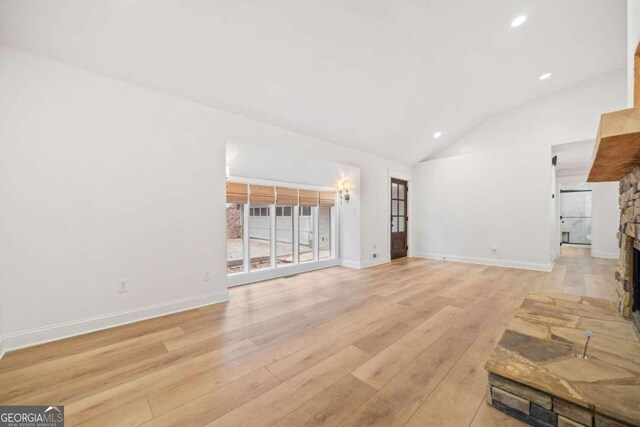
left=433, top=131, right=442, bottom=139
left=539, top=72, right=552, bottom=80
left=511, top=15, right=527, bottom=28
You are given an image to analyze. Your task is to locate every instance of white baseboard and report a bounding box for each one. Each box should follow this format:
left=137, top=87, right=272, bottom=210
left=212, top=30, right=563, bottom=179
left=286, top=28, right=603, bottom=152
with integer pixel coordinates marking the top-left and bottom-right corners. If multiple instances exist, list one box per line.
left=591, top=250, right=619, bottom=259
left=361, top=256, right=390, bottom=269
left=341, top=260, right=362, bottom=269
left=410, top=251, right=554, bottom=272
left=342, top=256, right=390, bottom=269
left=227, top=259, right=341, bottom=287
left=0, top=337, right=4, bottom=360
left=1, top=290, right=229, bottom=354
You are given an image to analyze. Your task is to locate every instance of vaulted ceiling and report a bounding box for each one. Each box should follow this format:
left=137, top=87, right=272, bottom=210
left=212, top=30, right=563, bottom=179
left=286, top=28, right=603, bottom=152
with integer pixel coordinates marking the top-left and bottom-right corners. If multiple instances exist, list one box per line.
left=0, top=0, right=627, bottom=165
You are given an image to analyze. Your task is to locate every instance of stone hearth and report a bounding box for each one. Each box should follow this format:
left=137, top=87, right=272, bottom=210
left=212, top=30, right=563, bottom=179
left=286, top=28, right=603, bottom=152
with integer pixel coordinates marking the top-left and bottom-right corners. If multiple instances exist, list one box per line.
left=485, top=291, right=640, bottom=426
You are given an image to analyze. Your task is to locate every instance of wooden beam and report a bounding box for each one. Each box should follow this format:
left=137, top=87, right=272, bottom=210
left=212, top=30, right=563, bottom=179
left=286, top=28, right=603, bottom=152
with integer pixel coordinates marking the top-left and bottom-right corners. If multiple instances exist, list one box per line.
left=588, top=108, right=640, bottom=182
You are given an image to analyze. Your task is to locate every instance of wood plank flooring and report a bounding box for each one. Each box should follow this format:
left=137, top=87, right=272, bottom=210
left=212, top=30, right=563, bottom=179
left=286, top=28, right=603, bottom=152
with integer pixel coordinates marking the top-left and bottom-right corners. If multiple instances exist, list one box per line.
left=0, top=247, right=616, bottom=426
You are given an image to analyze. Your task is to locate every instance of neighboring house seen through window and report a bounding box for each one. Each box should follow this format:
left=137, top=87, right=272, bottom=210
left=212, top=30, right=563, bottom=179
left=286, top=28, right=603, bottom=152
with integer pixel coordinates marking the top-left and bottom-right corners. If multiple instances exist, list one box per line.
left=225, top=181, right=336, bottom=279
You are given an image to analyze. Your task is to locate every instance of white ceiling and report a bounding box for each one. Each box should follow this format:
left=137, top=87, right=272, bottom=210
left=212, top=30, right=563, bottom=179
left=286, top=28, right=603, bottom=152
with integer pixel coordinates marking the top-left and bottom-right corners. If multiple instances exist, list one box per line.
left=0, top=0, right=627, bottom=165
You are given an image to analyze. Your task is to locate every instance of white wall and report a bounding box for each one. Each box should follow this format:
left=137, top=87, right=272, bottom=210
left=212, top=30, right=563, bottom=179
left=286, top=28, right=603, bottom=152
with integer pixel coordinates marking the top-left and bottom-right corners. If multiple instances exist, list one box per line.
left=550, top=161, right=558, bottom=260
left=412, top=70, right=626, bottom=270
left=0, top=45, right=229, bottom=350
left=0, top=46, right=410, bottom=352
left=629, top=0, right=640, bottom=107
left=591, top=182, right=621, bottom=258
left=412, top=144, right=552, bottom=270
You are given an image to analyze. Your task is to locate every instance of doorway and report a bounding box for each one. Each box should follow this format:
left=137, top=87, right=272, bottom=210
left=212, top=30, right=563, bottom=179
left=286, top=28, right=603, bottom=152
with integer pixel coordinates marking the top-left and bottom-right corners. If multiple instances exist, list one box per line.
left=390, top=178, right=408, bottom=259
left=560, top=183, right=592, bottom=247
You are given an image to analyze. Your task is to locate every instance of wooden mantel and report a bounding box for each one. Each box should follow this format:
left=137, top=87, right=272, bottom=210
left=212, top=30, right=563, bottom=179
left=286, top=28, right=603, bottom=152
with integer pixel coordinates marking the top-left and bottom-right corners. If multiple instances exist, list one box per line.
left=587, top=108, right=640, bottom=182
left=588, top=41, right=640, bottom=182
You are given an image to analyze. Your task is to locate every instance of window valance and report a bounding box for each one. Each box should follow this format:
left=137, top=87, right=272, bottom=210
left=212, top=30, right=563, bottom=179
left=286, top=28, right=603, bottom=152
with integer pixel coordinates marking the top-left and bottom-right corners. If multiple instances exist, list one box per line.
left=226, top=182, right=248, bottom=204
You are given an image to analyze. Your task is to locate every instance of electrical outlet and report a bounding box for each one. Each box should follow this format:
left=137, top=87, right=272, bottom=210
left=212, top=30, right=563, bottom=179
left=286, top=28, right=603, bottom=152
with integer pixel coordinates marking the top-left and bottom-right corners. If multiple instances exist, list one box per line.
left=203, top=270, right=212, bottom=281
left=492, top=245, right=498, bottom=254
left=118, top=279, right=128, bottom=294
left=373, top=252, right=378, bottom=258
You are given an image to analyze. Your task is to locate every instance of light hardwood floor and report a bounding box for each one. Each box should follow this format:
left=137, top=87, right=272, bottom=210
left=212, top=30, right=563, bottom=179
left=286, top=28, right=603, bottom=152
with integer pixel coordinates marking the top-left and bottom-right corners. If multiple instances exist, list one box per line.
left=0, top=247, right=616, bottom=426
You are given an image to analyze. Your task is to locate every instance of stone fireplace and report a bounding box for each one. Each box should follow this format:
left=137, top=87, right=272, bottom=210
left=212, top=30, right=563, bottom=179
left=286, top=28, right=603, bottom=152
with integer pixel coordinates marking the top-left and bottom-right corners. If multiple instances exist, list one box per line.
left=588, top=102, right=640, bottom=334
left=614, top=166, right=640, bottom=332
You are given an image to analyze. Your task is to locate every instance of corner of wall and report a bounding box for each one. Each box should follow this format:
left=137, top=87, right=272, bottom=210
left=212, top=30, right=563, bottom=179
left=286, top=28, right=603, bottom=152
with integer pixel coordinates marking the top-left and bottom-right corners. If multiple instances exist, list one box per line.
left=343, top=256, right=390, bottom=269
left=341, top=259, right=362, bottom=269
left=361, top=256, right=390, bottom=269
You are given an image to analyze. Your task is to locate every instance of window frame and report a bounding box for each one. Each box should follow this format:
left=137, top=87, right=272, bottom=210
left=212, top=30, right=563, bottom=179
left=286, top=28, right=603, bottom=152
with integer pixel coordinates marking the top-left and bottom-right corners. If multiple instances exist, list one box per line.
left=318, top=204, right=333, bottom=260
left=275, top=204, right=295, bottom=267
left=298, top=205, right=316, bottom=263
left=226, top=177, right=339, bottom=286
left=248, top=203, right=274, bottom=272
left=226, top=203, right=246, bottom=275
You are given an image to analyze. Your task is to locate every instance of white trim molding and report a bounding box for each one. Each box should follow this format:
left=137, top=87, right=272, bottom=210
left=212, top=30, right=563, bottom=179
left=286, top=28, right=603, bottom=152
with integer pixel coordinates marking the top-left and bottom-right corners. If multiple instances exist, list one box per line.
left=342, top=256, right=390, bottom=269
left=388, top=170, right=411, bottom=182
left=409, top=251, right=554, bottom=272
left=228, top=258, right=341, bottom=287
left=591, top=250, right=619, bottom=259
left=1, top=290, right=229, bottom=353
left=362, top=256, right=390, bottom=269
left=341, top=260, right=362, bottom=269
left=227, top=175, right=336, bottom=192
left=0, top=337, right=5, bottom=360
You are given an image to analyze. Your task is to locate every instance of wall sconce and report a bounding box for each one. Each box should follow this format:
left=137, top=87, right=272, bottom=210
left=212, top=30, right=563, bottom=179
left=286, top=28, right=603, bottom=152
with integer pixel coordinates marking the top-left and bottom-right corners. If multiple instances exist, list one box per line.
left=339, top=181, right=350, bottom=204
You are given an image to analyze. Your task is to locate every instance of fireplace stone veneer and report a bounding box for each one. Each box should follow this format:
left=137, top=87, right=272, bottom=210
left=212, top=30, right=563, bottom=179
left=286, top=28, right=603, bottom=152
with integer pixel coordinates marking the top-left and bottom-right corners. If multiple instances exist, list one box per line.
left=615, top=166, right=640, bottom=324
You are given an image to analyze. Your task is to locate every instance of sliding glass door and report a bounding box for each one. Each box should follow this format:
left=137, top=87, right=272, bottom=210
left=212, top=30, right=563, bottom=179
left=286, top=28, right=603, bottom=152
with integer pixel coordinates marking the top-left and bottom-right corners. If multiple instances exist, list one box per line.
left=560, top=183, right=592, bottom=246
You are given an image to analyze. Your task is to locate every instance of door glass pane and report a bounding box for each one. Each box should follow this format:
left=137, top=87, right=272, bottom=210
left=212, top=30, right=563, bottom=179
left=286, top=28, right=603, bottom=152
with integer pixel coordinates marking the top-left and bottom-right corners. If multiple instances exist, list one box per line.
left=392, top=183, right=398, bottom=199
left=392, top=216, right=398, bottom=232
left=560, top=183, right=592, bottom=245
left=392, top=200, right=398, bottom=215
left=398, top=184, right=405, bottom=200
left=250, top=204, right=271, bottom=270
left=299, top=206, right=314, bottom=262
left=319, top=206, right=331, bottom=259
left=276, top=205, right=294, bottom=266
left=226, top=203, right=244, bottom=274
left=399, top=200, right=405, bottom=216
left=398, top=216, right=405, bottom=232
left=562, top=218, right=592, bottom=244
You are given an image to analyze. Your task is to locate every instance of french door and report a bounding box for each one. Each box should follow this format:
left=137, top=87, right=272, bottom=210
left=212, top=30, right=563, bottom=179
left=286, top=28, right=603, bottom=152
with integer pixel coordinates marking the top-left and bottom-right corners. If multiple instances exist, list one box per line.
left=390, top=178, right=408, bottom=259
